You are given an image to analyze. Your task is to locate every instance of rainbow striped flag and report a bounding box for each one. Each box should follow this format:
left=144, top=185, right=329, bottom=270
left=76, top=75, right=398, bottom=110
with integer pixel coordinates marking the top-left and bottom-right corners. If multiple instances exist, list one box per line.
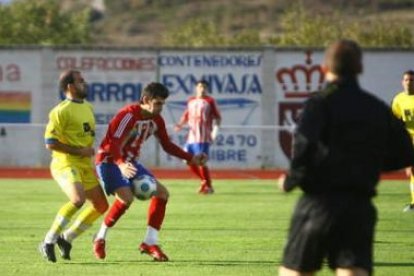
left=0, top=91, right=31, bottom=123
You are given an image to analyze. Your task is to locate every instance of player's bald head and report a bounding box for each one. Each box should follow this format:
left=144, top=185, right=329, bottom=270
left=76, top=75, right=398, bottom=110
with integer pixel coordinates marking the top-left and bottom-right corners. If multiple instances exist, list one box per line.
left=324, top=39, right=362, bottom=77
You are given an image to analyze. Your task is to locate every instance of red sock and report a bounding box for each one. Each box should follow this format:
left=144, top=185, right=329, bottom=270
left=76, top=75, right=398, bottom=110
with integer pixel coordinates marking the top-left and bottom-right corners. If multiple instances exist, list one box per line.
left=104, top=199, right=129, bottom=227
left=188, top=164, right=202, bottom=179
left=148, top=197, right=167, bottom=230
left=200, top=166, right=212, bottom=187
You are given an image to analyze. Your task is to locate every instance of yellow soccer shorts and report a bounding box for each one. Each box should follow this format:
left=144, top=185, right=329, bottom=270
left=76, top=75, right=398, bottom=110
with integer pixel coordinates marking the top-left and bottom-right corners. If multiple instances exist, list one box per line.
left=50, top=158, right=99, bottom=191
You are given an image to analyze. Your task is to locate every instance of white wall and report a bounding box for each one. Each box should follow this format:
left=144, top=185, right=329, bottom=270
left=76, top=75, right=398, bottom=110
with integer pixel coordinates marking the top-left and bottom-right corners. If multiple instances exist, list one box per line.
left=0, top=47, right=412, bottom=168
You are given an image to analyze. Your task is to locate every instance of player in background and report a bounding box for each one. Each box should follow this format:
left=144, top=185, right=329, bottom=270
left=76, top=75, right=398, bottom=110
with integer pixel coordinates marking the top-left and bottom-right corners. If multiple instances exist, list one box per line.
left=93, top=82, right=206, bottom=261
left=174, top=80, right=221, bottom=194
left=39, top=70, right=108, bottom=263
left=391, top=70, right=414, bottom=212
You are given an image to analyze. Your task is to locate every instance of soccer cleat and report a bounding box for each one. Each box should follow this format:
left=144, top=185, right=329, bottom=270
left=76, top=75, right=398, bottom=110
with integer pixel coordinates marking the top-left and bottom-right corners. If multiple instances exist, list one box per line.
left=198, top=185, right=214, bottom=195
left=56, top=235, right=72, bottom=260
left=139, top=242, right=169, bottom=262
left=38, top=242, right=56, bottom=263
left=403, top=203, right=414, bottom=212
left=93, top=238, right=106, bottom=260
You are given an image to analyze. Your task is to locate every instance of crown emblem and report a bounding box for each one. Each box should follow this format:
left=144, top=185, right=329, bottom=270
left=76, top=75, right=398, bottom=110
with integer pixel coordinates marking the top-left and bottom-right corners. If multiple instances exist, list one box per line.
left=276, top=51, right=325, bottom=98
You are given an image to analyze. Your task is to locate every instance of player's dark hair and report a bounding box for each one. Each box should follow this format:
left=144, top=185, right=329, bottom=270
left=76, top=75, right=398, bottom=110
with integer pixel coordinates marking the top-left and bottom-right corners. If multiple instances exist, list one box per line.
left=196, top=79, right=209, bottom=88
left=403, top=70, right=414, bottom=76
left=324, top=39, right=362, bottom=77
left=141, top=82, right=169, bottom=100
left=59, top=70, right=79, bottom=92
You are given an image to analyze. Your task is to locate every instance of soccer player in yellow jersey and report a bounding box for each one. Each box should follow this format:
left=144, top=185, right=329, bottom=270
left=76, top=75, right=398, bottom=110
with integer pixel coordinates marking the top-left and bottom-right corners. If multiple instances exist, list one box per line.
left=39, top=70, right=108, bottom=262
left=391, top=70, right=414, bottom=212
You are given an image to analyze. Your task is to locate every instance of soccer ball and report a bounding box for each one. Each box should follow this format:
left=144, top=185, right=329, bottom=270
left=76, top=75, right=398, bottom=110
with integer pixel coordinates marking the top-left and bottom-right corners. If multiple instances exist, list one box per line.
left=131, top=175, right=157, bottom=200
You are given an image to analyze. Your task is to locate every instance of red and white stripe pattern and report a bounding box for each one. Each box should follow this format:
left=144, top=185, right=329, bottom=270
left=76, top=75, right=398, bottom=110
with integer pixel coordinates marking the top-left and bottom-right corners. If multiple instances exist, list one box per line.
left=186, top=97, right=219, bottom=143
left=114, top=113, right=133, bottom=138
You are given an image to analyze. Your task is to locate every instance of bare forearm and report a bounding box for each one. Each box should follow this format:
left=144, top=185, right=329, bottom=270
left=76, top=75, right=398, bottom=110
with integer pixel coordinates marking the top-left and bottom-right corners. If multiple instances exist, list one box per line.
left=174, top=119, right=187, bottom=131
left=46, top=141, right=94, bottom=157
left=215, top=118, right=221, bottom=127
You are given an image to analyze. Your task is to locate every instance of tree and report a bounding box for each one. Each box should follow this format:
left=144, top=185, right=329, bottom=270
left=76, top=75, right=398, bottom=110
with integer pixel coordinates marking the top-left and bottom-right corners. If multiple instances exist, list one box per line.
left=0, top=0, right=92, bottom=45
left=270, top=4, right=413, bottom=48
left=162, top=2, right=413, bottom=48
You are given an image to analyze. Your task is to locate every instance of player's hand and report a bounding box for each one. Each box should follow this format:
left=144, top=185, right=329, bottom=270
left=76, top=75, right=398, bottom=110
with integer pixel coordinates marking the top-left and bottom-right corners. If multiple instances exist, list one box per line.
left=190, top=153, right=208, bottom=166
left=277, top=173, right=288, bottom=192
left=211, top=125, right=219, bottom=142
left=198, top=153, right=208, bottom=165
left=118, top=162, right=137, bottom=179
left=78, top=147, right=95, bottom=157
left=174, top=124, right=182, bottom=132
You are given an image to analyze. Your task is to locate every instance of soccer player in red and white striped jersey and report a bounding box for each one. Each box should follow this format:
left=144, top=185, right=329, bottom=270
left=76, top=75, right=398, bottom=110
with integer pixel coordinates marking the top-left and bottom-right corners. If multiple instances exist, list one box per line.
left=93, top=82, right=206, bottom=261
left=175, top=80, right=222, bottom=194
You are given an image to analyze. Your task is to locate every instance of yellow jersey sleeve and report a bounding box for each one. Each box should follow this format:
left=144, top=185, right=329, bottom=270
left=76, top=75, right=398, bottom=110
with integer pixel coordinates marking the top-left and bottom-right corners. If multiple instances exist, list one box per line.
left=44, top=106, right=65, bottom=144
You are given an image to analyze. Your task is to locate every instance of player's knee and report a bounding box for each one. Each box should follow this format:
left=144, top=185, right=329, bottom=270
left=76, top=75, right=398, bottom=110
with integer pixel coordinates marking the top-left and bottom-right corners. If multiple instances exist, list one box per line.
left=115, top=187, right=135, bottom=206
left=335, top=267, right=369, bottom=276
left=71, top=197, right=86, bottom=208
left=95, top=200, right=109, bottom=214
left=279, top=266, right=314, bottom=276
left=120, top=192, right=135, bottom=206
left=125, top=197, right=135, bottom=206
left=156, top=184, right=169, bottom=200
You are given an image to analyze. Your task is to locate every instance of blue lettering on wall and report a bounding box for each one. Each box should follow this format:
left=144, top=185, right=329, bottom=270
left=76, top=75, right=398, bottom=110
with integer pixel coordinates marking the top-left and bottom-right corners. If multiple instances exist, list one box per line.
left=167, top=133, right=254, bottom=162
left=215, top=134, right=257, bottom=147
left=158, top=54, right=262, bottom=67
left=210, top=149, right=247, bottom=162
left=173, top=134, right=257, bottom=148
left=162, top=74, right=262, bottom=95
left=88, top=82, right=142, bottom=102
left=59, top=82, right=142, bottom=102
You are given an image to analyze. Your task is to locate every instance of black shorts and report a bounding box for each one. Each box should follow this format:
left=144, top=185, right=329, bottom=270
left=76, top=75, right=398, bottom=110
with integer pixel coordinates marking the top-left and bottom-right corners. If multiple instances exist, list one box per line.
left=282, top=194, right=377, bottom=274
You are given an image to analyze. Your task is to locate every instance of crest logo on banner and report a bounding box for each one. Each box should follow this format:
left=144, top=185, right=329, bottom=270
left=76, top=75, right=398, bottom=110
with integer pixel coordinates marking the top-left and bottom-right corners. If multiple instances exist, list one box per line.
left=275, top=51, right=325, bottom=159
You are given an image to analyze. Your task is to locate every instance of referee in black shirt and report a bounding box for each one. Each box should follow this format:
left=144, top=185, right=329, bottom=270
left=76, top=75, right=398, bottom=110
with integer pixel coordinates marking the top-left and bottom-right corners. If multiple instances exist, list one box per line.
left=278, top=40, right=414, bottom=276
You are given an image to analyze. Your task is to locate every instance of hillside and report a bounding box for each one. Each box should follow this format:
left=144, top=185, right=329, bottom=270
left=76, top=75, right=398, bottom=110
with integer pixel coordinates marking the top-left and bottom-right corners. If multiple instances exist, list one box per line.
left=66, top=0, right=414, bottom=47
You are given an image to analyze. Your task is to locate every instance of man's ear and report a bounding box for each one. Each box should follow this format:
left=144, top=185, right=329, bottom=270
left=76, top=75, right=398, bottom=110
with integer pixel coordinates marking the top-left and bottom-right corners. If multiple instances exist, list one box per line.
left=66, top=83, right=75, bottom=93
left=321, top=65, right=329, bottom=74
left=140, top=95, right=151, bottom=105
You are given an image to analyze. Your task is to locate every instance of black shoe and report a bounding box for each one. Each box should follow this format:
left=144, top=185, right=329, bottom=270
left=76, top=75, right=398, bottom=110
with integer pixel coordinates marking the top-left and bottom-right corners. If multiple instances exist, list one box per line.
left=39, top=242, right=56, bottom=263
left=56, top=235, right=72, bottom=260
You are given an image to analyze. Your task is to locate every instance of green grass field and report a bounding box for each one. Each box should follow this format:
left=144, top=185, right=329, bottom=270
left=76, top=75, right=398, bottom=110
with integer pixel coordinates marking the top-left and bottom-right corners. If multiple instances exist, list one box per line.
left=0, top=178, right=413, bottom=276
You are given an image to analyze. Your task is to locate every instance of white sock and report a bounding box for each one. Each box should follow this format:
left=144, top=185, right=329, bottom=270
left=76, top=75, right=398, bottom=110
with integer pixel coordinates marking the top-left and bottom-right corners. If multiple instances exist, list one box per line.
left=95, top=223, right=109, bottom=240
left=143, top=226, right=158, bottom=245
left=44, top=231, right=58, bottom=244
left=63, top=221, right=91, bottom=243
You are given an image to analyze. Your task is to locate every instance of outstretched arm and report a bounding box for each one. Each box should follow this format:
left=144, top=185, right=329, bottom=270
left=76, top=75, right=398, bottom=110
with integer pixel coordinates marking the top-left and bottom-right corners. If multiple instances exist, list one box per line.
left=45, top=140, right=95, bottom=157
left=156, top=116, right=193, bottom=162
left=174, top=109, right=189, bottom=132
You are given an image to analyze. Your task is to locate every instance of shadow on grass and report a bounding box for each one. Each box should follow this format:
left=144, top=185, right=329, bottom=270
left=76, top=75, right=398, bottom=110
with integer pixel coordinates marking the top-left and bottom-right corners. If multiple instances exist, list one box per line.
left=60, top=259, right=279, bottom=266
left=52, top=259, right=414, bottom=269
left=374, top=262, right=414, bottom=267
left=168, top=260, right=278, bottom=266
left=374, top=240, right=410, bottom=244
